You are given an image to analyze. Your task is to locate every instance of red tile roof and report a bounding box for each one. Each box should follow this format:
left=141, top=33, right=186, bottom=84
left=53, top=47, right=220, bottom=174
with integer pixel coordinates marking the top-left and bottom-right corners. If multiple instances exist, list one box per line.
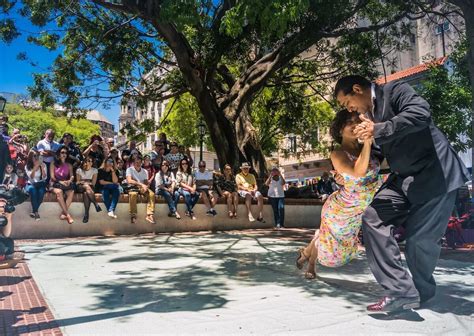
left=375, top=56, right=448, bottom=84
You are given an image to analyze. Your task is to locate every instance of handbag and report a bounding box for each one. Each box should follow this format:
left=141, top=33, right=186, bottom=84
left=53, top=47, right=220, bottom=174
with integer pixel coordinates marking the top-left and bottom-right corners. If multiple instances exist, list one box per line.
left=53, top=182, right=75, bottom=191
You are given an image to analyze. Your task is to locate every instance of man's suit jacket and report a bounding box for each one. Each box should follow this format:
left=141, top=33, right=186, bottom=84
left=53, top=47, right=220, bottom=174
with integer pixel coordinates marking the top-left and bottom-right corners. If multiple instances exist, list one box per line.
left=372, top=80, right=470, bottom=204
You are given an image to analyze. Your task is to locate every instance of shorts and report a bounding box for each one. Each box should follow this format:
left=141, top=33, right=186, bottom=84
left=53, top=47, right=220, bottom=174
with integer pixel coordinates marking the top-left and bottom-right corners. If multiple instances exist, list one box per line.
left=238, top=190, right=262, bottom=200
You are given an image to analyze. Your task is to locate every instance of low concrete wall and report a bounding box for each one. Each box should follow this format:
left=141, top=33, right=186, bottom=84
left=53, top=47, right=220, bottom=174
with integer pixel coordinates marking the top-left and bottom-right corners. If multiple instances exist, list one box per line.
left=11, top=194, right=323, bottom=239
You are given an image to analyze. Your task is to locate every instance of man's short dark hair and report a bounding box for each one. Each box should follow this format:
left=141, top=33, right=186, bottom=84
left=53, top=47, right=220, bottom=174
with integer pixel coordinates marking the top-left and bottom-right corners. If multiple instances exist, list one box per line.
left=334, top=75, right=372, bottom=98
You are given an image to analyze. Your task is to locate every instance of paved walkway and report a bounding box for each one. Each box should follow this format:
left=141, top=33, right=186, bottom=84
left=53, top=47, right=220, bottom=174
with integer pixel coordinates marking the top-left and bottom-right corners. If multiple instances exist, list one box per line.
left=9, top=229, right=474, bottom=335
left=0, top=261, right=62, bottom=336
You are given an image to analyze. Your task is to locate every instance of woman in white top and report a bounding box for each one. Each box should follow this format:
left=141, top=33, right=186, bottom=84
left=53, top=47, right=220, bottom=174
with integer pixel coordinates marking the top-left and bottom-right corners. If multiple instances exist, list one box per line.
left=24, top=150, right=48, bottom=220
left=76, top=156, right=101, bottom=223
left=265, top=166, right=286, bottom=229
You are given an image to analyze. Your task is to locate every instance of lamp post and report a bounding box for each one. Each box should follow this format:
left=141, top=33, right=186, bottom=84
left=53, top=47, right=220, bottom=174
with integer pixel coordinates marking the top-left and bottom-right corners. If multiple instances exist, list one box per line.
left=0, top=96, right=6, bottom=113
left=197, top=119, right=206, bottom=162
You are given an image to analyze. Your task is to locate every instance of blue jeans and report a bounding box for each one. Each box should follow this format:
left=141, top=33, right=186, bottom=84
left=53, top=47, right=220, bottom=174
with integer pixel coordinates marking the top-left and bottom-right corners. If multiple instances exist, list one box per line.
left=101, top=184, right=120, bottom=212
left=157, top=189, right=176, bottom=214
left=25, top=184, right=46, bottom=212
left=269, top=197, right=285, bottom=227
left=175, top=189, right=199, bottom=213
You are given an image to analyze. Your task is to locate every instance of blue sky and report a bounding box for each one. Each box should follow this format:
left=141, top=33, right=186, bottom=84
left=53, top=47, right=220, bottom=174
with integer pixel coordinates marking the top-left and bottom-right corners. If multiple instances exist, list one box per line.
left=0, top=14, right=120, bottom=129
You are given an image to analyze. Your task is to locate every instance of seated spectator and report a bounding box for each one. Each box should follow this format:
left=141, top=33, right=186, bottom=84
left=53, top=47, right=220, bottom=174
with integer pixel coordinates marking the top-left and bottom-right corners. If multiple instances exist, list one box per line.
left=76, top=156, right=102, bottom=223
left=317, top=172, right=335, bottom=201
left=265, top=167, right=286, bottom=229
left=164, top=142, right=184, bottom=175
left=83, top=135, right=105, bottom=169
left=179, top=145, right=193, bottom=168
left=105, top=138, right=115, bottom=155
left=126, top=156, right=155, bottom=224
left=60, top=133, right=82, bottom=169
left=150, top=140, right=164, bottom=161
left=175, top=158, right=199, bottom=220
left=109, top=147, right=120, bottom=163
left=116, top=157, right=126, bottom=183
left=195, top=160, right=218, bottom=216
left=50, top=146, right=75, bottom=224
left=24, top=150, right=47, bottom=220
left=98, top=157, right=120, bottom=219
left=143, top=155, right=156, bottom=191
left=216, top=164, right=239, bottom=219
left=1, top=164, right=17, bottom=190
left=236, top=162, right=265, bottom=222
left=36, top=129, right=60, bottom=183
left=158, top=133, right=170, bottom=154
left=154, top=160, right=179, bottom=219
left=121, top=140, right=141, bottom=161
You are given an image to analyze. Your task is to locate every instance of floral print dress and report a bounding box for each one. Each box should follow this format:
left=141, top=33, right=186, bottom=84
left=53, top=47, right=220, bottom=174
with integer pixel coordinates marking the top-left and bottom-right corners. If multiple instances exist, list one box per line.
left=317, top=152, right=381, bottom=267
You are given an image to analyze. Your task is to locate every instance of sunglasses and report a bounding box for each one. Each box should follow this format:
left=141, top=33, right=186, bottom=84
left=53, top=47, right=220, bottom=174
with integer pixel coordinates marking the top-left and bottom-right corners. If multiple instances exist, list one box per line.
left=199, top=165, right=205, bottom=168
left=60, top=151, right=68, bottom=154
left=86, top=160, right=93, bottom=163
left=182, top=163, right=188, bottom=165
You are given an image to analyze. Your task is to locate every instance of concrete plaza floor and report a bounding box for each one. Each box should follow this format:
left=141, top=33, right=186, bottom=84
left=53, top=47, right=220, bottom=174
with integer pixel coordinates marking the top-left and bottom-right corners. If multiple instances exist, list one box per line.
left=21, top=229, right=473, bottom=335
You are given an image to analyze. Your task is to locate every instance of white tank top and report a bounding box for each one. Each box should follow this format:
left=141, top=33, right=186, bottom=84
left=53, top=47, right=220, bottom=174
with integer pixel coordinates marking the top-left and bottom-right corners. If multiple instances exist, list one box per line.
left=268, top=176, right=285, bottom=198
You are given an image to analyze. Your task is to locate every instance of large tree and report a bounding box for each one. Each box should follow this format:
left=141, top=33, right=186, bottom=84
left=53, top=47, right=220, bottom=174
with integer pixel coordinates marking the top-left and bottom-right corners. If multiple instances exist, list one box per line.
left=1, top=0, right=440, bottom=176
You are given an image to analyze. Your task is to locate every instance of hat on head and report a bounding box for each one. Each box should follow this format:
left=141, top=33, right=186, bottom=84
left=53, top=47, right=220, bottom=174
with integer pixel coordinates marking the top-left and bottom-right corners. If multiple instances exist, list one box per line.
left=240, top=162, right=251, bottom=169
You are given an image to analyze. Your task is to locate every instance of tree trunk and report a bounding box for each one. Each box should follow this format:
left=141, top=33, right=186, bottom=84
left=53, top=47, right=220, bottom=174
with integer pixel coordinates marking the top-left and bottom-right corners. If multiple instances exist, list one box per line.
left=195, top=93, right=268, bottom=178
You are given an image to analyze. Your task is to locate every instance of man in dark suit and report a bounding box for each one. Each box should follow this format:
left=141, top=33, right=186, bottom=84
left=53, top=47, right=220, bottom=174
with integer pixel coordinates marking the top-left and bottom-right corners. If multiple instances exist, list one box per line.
left=334, top=75, right=470, bottom=312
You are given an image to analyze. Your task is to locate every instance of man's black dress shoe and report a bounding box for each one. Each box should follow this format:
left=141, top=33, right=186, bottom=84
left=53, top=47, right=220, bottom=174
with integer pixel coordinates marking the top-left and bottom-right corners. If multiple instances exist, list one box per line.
left=367, top=296, right=420, bottom=312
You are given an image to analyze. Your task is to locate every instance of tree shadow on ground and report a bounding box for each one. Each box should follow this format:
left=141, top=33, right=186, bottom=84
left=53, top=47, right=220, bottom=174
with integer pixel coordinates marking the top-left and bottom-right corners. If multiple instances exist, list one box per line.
left=18, top=231, right=474, bottom=332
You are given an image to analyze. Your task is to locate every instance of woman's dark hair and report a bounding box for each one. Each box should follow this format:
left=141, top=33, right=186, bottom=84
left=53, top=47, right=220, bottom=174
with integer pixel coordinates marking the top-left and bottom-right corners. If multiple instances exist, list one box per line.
left=329, top=109, right=360, bottom=144
left=222, top=164, right=234, bottom=180
left=81, top=155, right=95, bottom=170
left=179, top=158, right=192, bottom=174
left=54, top=145, right=69, bottom=166
left=89, top=134, right=103, bottom=145
left=26, top=150, right=37, bottom=170
left=334, top=75, right=371, bottom=98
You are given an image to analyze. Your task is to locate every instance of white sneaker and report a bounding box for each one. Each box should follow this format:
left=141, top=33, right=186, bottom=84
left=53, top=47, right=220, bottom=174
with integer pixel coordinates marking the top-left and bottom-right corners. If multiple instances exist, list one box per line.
left=248, top=213, right=255, bottom=222
left=108, top=211, right=117, bottom=219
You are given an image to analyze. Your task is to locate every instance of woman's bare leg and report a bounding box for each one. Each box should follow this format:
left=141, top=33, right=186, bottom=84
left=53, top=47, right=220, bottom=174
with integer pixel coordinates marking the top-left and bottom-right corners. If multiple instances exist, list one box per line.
left=53, top=189, right=69, bottom=214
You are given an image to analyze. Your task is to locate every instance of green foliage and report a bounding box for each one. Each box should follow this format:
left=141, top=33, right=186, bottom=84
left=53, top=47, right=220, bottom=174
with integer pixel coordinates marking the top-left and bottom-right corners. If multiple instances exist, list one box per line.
left=4, top=103, right=100, bottom=148
left=160, top=93, right=213, bottom=149
left=418, top=39, right=472, bottom=153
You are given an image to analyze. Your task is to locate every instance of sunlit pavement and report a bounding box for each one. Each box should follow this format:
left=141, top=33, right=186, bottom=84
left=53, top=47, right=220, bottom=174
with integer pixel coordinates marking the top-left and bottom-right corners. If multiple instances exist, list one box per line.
left=19, top=229, right=474, bottom=335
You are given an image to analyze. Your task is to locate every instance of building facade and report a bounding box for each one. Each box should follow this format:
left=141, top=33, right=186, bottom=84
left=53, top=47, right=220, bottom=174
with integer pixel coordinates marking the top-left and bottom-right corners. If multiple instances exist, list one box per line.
left=86, top=110, right=116, bottom=140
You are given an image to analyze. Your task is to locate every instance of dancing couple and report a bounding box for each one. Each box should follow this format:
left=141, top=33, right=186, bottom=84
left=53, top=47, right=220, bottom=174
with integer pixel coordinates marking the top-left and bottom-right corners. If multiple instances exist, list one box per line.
left=297, top=75, right=469, bottom=313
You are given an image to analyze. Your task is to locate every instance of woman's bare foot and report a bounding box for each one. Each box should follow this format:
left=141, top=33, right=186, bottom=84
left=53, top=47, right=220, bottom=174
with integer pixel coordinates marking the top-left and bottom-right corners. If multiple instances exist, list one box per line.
left=296, top=248, right=308, bottom=270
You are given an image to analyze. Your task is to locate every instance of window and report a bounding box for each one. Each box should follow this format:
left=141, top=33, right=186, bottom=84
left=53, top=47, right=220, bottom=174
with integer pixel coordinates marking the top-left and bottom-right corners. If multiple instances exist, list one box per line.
left=287, top=135, right=297, bottom=153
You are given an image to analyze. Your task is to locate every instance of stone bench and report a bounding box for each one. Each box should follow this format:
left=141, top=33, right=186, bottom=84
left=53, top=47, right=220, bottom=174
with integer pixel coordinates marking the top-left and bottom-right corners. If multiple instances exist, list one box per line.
left=11, top=192, right=323, bottom=239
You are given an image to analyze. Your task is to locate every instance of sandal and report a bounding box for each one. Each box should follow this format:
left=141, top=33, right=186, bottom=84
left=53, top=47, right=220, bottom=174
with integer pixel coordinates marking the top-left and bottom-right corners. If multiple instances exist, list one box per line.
left=146, top=215, right=155, bottom=224
left=131, top=215, right=137, bottom=224
left=304, top=270, right=316, bottom=280
left=175, top=212, right=181, bottom=220
left=233, top=212, right=237, bottom=219
left=228, top=211, right=234, bottom=219
left=296, top=248, right=308, bottom=270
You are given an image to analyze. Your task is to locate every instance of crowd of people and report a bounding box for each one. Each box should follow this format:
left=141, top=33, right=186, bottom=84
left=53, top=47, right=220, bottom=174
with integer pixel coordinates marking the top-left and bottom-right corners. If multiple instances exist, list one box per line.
left=0, top=128, right=281, bottom=226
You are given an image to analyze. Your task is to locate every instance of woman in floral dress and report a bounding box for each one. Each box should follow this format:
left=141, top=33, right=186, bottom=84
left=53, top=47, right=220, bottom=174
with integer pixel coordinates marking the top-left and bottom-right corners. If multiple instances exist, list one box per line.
left=296, top=110, right=382, bottom=279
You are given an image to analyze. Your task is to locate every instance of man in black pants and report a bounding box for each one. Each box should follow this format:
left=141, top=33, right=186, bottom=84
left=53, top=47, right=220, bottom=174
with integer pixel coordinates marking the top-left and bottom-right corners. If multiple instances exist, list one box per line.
left=0, top=123, right=11, bottom=183
left=335, top=75, right=469, bottom=312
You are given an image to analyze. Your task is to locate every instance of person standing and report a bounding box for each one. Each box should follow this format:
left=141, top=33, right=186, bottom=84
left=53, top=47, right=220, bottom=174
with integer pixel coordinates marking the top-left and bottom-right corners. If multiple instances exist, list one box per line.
left=265, top=167, right=286, bottom=229
left=334, top=75, right=470, bottom=312
left=36, top=129, right=60, bottom=183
